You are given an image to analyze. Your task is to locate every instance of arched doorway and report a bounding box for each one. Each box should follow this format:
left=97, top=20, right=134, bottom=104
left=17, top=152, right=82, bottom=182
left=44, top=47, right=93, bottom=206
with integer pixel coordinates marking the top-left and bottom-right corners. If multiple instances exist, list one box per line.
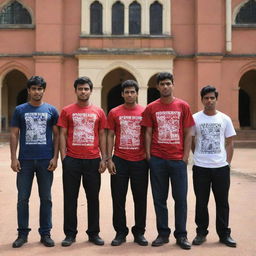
left=102, top=68, right=136, bottom=113
left=147, top=74, right=160, bottom=104
left=239, top=70, right=256, bottom=129
left=1, top=70, right=27, bottom=131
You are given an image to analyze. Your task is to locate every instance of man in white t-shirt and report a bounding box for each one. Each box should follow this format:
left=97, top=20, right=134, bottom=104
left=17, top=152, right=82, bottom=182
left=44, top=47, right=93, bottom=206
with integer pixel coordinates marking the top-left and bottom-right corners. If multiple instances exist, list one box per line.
left=191, top=85, right=237, bottom=248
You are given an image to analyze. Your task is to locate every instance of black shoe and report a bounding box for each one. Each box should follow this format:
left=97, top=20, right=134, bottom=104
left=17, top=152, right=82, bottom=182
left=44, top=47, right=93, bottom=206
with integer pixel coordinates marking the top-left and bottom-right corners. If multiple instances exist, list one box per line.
left=111, top=234, right=126, bottom=246
left=40, top=235, right=55, bottom=247
left=219, top=236, right=237, bottom=248
left=176, top=237, right=191, bottom=250
left=134, top=234, right=148, bottom=246
left=192, top=234, right=206, bottom=245
left=151, top=235, right=169, bottom=247
left=61, top=236, right=76, bottom=247
left=89, top=235, right=104, bottom=246
left=12, top=236, right=28, bottom=248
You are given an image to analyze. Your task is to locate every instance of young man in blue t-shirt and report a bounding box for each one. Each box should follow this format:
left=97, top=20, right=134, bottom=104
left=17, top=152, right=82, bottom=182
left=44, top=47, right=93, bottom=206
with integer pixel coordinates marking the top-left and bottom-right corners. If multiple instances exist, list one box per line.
left=10, top=76, right=59, bottom=248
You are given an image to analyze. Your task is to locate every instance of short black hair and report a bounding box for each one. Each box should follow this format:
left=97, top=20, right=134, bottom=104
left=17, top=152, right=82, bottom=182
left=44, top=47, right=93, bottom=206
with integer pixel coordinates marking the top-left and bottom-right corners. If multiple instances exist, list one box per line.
left=200, top=85, right=219, bottom=99
left=74, top=76, right=93, bottom=90
left=27, top=76, right=46, bottom=89
left=156, top=72, right=174, bottom=84
left=121, top=80, right=139, bottom=93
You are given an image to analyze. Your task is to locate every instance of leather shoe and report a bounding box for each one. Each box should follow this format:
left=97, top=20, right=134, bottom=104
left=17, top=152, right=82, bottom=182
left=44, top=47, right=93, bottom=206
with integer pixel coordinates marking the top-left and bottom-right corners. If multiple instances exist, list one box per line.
left=12, top=236, right=28, bottom=248
left=111, top=234, right=126, bottom=246
left=89, top=235, right=104, bottom=246
left=61, top=236, right=76, bottom=247
left=134, top=234, right=148, bottom=246
left=176, top=237, right=191, bottom=250
left=192, top=234, right=206, bottom=245
left=219, top=236, right=236, bottom=247
left=151, top=235, right=169, bottom=247
left=40, top=235, right=55, bottom=247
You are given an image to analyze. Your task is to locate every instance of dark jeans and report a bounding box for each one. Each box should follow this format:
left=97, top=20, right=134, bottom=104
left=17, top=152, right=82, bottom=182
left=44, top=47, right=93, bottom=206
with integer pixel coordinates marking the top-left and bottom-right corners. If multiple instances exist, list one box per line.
left=111, top=155, right=148, bottom=236
left=193, top=165, right=231, bottom=238
left=62, top=156, right=101, bottom=238
left=17, top=159, right=53, bottom=237
left=149, top=156, right=188, bottom=238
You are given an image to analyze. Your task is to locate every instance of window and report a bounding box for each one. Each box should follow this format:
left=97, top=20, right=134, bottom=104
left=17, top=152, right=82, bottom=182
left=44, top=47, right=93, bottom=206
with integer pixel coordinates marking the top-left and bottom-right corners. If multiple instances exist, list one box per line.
left=0, top=1, right=32, bottom=24
left=129, top=1, right=141, bottom=34
left=90, top=1, right=103, bottom=34
left=112, top=1, right=124, bottom=35
left=150, top=1, right=163, bottom=35
left=235, top=0, right=256, bottom=24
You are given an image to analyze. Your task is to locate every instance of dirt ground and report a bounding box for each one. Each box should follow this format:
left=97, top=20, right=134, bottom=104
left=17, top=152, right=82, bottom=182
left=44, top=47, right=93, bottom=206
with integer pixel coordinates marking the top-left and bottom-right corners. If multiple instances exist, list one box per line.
left=0, top=143, right=255, bottom=256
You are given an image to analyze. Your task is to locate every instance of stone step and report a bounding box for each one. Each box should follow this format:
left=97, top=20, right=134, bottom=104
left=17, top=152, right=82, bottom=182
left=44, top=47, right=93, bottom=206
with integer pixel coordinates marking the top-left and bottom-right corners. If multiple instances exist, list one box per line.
left=0, top=132, right=10, bottom=143
left=234, top=140, right=256, bottom=148
left=235, top=129, right=256, bottom=140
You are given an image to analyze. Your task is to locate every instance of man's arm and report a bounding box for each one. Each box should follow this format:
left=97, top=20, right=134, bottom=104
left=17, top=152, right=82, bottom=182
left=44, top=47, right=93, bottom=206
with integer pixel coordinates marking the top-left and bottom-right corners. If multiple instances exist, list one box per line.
left=48, top=125, right=60, bottom=171
left=10, top=127, right=21, bottom=172
left=98, top=128, right=107, bottom=173
left=226, top=136, right=234, bottom=165
left=59, top=127, right=68, bottom=161
left=106, top=129, right=116, bottom=175
left=183, top=127, right=193, bottom=164
left=145, top=127, right=152, bottom=161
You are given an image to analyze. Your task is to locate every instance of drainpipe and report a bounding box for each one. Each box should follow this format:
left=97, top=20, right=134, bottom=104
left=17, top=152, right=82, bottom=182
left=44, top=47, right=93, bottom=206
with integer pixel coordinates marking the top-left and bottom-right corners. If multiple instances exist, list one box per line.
left=226, top=0, right=232, bottom=52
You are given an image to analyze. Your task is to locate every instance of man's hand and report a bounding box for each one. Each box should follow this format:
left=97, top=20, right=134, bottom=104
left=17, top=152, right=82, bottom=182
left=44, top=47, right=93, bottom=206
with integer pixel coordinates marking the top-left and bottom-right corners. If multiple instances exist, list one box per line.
left=48, top=157, right=58, bottom=171
left=11, top=158, right=21, bottom=172
left=98, top=159, right=107, bottom=173
left=107, top=159, right=116, bottom=175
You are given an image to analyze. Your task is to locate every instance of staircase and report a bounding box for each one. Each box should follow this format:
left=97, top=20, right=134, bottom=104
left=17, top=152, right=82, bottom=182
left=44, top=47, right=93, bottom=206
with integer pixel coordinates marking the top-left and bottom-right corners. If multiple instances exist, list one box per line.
left=234, top=129, right=256, bottom=148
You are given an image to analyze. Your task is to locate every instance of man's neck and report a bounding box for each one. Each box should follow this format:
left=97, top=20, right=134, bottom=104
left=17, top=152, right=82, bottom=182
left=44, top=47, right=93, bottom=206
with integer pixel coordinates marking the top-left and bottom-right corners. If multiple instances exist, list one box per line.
left=124, top=102, right=136, bottom=109
left=160, top=95, right=175, bottom=104
left=203, top=109, right=217, bottom=116
left=77, top=100, right=90, bottom=107
left=28, top=100, right=43, bottom=107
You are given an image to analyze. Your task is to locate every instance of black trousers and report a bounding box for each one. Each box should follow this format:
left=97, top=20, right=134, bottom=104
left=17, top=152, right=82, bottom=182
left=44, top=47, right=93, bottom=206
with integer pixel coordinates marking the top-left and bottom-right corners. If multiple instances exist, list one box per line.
left=111, top=155, right=148, bottom=236
left=192, top=165, right=231, bottom=238
left=62, top=156, right=101, bottom=237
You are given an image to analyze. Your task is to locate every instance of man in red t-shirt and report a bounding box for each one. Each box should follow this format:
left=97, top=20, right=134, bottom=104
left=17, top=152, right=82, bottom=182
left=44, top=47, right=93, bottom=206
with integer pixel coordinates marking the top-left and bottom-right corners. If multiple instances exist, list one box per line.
left=141, top=72, right=194, bottom=250
left=57, top=77, right=107, bottom=247
left=107, top=80, right=148, bottom=246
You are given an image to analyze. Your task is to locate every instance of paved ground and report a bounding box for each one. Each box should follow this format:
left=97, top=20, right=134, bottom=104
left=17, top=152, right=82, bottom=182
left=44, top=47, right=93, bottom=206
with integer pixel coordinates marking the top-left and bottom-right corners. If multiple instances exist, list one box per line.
left=0, top=143, right=255, bottom=256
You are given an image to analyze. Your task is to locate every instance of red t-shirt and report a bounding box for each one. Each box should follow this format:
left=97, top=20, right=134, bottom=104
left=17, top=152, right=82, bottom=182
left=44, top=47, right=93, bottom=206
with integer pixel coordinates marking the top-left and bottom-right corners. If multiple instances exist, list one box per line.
left=57, top=103, right=107, bottom=159
left=141, top=98, right=195, bottom=160
left=107, top=104, right=146, bottom=161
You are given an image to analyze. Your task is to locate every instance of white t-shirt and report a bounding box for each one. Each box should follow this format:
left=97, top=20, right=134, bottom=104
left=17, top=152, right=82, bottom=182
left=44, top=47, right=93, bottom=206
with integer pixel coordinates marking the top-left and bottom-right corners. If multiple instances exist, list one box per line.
left=192, top=111, right=236, bottom=168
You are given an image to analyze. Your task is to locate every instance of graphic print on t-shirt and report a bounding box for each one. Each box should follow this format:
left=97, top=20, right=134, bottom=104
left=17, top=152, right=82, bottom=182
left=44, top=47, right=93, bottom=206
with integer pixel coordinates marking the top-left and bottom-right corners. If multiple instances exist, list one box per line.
left=199, top=123, right=221, bottom=154
left=119, top=116, right=142, bottom=150
left=72, top=113, right=96, bottom=146
left=25, top=113, right=47, bottom=144
left=156, top=111, right=181, bottom=144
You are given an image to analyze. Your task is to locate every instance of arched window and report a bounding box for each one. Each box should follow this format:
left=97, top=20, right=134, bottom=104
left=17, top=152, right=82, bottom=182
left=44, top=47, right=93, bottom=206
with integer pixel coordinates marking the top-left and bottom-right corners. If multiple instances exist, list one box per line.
left=0, top=1, right=32, bottom=24
left=112, top=1, right=124, bottom=35
left=235, top=0, right=256, bottom=24
left=90, top=1, right=103, bottom=34
left=150, top=1, right=163, bottom=35
left=129, top=1, right=141, bottom=34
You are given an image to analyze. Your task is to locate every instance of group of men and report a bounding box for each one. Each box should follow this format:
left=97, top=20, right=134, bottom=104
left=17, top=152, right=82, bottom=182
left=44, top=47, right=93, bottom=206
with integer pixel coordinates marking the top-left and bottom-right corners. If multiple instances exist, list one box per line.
left=10, top=72, right=237, bottom=250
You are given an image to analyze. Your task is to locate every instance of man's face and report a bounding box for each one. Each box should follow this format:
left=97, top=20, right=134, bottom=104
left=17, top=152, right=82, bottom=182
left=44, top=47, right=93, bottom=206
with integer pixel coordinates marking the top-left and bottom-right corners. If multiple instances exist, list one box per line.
left=121, top=87, right=138, bottom=104
left=202, top=92, right=217, bottom=111
left=157, top=79, right=174, bottom=97
left=27, top=85, right=45, bottom=102
left=75, top=83, right=92, bottom=102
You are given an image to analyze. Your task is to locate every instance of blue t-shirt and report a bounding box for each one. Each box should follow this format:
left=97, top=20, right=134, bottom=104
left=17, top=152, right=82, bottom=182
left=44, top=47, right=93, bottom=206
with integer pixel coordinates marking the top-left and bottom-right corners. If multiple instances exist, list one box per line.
left=11, top=102, right=59, bottom=160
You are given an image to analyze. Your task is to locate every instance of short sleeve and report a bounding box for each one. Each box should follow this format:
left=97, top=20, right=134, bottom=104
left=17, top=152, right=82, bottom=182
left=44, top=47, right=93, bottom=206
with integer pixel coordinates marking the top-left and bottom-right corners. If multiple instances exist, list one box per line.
left=107, top=110, right=116, bottom=130
left=51, top=107, right=59, bottom=126
left=57, top=109, right=68, bottom=128
left=141, top=106, right=153, bottom=127
left=98, top=109, right=107, bottom=130
left=224, top=116, right=236, bottom=138
left=182, top=104, right=195, bottom=128
left=10, top=107, right=20, bottom=128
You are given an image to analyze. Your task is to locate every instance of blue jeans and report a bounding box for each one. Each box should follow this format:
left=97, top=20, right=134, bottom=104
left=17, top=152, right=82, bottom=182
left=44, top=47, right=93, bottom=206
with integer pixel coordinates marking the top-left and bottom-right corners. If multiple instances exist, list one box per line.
left=17, top=159, right=53, bottom=236
left=149, top=156, right=188, bottom=238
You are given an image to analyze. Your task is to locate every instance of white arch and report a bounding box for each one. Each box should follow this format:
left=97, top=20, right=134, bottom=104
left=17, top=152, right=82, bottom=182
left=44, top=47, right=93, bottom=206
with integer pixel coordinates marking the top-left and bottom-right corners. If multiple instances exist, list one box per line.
left=233, top=0, right=252, bottom=24
left=95, top=61, right=145, bottom=88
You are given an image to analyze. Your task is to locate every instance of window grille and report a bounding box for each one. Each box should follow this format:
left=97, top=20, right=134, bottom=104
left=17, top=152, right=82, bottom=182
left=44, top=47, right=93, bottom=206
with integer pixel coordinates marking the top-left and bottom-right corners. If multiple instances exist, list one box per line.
left=112, top=1, right=124, bottom=35
left=235, top=0, right=256, bottom=24
left=90, top=1, right=103, bottom=34
left=0, top=1, right=32, bottom=24
left=129, top=1, right=141, bottom=34
left=150, top=1, right=163, bottom=35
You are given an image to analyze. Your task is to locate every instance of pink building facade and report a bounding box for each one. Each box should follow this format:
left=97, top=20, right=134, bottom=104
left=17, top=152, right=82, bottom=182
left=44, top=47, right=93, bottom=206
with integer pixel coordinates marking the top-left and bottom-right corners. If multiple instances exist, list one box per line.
left=0, top=0, right=256, bottom=132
